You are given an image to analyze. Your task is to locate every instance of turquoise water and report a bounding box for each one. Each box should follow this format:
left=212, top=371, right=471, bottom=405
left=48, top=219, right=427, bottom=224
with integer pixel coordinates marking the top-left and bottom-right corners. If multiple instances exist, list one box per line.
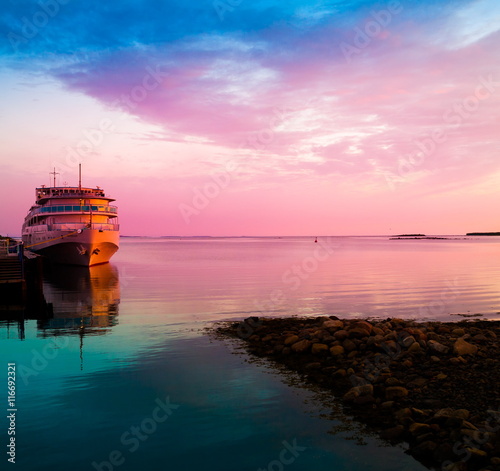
left=2, top=236, right=500, bottom=470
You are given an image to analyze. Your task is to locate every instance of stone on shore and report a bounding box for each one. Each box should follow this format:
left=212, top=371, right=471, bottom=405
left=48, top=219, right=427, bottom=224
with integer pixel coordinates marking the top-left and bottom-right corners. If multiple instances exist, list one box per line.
left=453, top=338, right=478, bottom=356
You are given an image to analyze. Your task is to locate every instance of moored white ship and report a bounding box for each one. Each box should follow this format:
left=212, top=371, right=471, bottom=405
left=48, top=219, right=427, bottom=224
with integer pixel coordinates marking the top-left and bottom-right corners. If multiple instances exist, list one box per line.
left=22, top=169, right=119, bottom=266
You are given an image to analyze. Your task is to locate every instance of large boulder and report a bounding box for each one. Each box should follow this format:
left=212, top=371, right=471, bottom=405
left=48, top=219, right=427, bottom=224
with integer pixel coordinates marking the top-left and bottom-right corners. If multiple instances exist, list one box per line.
left=453, top=338, right=478, bottom=356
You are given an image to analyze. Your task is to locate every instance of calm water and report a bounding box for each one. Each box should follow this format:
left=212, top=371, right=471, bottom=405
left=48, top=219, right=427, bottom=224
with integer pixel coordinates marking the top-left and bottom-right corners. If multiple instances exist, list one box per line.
left=2, top=236, right=500, bottom=471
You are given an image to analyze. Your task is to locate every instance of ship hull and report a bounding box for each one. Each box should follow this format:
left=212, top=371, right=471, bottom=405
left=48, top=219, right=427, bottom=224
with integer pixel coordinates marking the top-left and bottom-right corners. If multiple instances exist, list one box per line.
left=24, top=230, right=119, bottom=267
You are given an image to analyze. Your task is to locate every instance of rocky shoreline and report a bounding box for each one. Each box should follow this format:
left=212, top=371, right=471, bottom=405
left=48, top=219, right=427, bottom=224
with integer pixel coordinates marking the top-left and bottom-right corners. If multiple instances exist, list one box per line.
left=213, top=316, right=500, bottom=471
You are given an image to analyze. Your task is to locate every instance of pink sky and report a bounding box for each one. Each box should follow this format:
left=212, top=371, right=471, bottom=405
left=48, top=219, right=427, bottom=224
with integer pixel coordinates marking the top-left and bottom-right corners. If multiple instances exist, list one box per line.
left=1, top=0, right=499, bottom=236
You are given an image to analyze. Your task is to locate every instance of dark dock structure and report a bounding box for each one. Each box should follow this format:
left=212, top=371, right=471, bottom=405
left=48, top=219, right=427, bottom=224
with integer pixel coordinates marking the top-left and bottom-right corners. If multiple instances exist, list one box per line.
left=0, top=238, right=46, bottom=312
left=0, top=238, right=26, bottom=300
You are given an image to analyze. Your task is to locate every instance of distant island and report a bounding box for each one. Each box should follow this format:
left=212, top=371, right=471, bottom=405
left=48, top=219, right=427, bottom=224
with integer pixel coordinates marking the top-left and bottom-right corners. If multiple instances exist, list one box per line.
left=390, top=236, right=450, bottom=240
left=390, top=234, right=466, bottom=240
left=466, top=232, right=500, bottom=236
left=395, top=234, right=426, bottom=237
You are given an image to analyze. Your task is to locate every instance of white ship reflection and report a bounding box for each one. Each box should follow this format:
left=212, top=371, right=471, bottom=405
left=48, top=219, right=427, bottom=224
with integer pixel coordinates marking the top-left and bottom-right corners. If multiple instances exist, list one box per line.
left=38, top=263, right=120, bottom=335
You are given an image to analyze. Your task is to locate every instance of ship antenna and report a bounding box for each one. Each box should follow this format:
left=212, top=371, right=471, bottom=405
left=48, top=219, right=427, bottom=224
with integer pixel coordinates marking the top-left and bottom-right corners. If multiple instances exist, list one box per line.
left=50, top=167, right=59, bottom=187
left=79, top=163, right=82, bottom=192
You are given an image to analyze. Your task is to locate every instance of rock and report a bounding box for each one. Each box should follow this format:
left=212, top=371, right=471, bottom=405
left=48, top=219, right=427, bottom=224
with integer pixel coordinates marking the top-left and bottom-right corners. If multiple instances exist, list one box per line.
left=381, top=401, right=395, bottom=409
left=342, top=339, right=357, bottom=352
left=351, top=320, right=373, bottom=334
left=453, top=338, right=478, bottom=356
left=385, top=377, right=402, bottom=386
left=409, top=422, right=432, bottom=436
left=343, top=384, right=374, bottom=401
left=434, top=408, right=470, bottom=420
left=334, top=368, right=347, bottom=377
left=311, top=343, right=329, bottom=355
left=372, top=327, right=384, bottom=336
left=333, top=330, right=349, bottom=341
left=466, top=447, right=487, bottom=457
left=399, top=333, right=416, bottom=348
left=452, top=328, right=466, bottom=337
left=323, top=320, right=344, bottom=330
left=386, top=386, right=409, bottom=400
left=411, top=408, right=428, bottom=419
left=353, top=394, right=375, bottom=405
left=472, top=334, right=488, bottom=343
left=408, top=341, right=421, bottom=353
left=329, top=345, right=345, bottom=356
left=407, top=377, right=428, bottom=389
left=381, top=340, right=399, bottom=354
left=394, top=407, right=412, bottom=422
left=442, top=462, right=467, bottom=471
left=461, top=420, right=478, bottom=430
left=348, top=327, right=370, bottom=338
left=428, top=340, right=449, bottom=354
left=291, top=339, right=311, bottom=353
left=284, top=335, right=299, bottom=346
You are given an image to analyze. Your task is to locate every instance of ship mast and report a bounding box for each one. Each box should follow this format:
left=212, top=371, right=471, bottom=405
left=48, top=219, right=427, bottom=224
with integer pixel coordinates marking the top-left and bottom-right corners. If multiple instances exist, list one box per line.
left=79, top=163, right=82, bottom=193
left=50, top=168, right=59, bottom=187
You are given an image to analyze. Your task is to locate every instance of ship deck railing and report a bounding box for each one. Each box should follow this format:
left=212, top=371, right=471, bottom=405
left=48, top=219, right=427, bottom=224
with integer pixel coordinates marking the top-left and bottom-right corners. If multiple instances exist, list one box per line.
left=30, top=204, right=118, bottom=217
left=52, top=223, right=119, bottom=231
left=25, top=222, right=119, bottom=233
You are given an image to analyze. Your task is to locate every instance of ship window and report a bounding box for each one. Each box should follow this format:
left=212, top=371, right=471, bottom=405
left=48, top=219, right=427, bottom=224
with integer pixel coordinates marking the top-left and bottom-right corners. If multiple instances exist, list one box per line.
left=65, top=206, right=72, bottom=211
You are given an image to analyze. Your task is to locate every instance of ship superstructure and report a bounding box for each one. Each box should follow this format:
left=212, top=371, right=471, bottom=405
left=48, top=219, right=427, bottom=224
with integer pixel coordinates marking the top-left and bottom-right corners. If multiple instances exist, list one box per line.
left=22, top=171, right=119, bottom=266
